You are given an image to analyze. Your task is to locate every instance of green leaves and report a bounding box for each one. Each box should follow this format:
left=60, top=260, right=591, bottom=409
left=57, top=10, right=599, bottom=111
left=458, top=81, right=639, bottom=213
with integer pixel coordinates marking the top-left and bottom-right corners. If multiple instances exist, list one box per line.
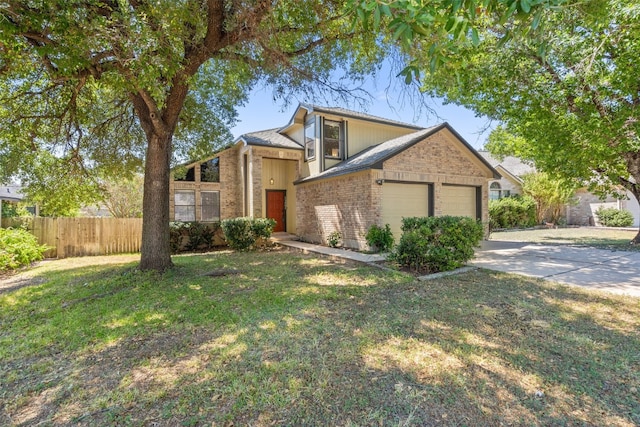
left=410, top=0, right=640, bottom=206
left=347, top=0, right=570, bottom=77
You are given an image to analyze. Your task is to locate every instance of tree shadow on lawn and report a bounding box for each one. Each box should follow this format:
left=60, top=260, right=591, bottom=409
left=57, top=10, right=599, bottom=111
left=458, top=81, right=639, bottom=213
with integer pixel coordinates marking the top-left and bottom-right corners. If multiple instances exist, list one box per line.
left=1, top=252, right=639, bottom=426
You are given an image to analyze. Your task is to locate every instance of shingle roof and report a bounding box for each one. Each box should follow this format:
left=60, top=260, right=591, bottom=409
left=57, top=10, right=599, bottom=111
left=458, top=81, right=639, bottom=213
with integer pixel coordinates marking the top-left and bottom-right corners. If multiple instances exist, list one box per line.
left=296, top=125, right=442, bottom=183
left=298, top=104, right=424, bottom=131
left=478, top=151, right=535, bottom=178
left=239, top=128, right=303, bottom=150
left=0, top=185, right=24, bottom=202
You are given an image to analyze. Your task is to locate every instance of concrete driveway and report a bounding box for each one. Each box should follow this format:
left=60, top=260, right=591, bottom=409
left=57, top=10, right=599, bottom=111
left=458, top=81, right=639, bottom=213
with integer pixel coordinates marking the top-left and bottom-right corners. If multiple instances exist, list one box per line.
left=472, top=240, right=640, bottom=297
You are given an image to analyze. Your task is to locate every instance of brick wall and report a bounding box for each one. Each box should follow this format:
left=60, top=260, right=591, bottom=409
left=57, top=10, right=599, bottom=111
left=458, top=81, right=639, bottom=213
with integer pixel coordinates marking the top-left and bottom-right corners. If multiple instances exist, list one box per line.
left=567, top=188, right=619, bottom=226
left=219, top=146, right=241, bottom=219
left=382, top=130, right=492, bottom=224
left=295, top=129, right=496, bottom=247
left=169, top=145, right=242, bottom=221
left=296, top=171, right=376, bottom=249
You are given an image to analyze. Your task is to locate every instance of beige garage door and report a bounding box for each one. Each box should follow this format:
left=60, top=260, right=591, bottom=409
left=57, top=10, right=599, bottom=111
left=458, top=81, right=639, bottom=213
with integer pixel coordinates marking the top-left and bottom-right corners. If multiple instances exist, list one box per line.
left=382, top=183, right=429, bottom=241
left=441, top=185, right=477, bottom=218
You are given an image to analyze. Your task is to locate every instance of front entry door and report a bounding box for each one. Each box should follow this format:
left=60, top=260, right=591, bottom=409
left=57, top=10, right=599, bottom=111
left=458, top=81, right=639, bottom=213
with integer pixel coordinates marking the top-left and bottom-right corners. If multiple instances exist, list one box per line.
left=266, top=190, right=286, bottom=232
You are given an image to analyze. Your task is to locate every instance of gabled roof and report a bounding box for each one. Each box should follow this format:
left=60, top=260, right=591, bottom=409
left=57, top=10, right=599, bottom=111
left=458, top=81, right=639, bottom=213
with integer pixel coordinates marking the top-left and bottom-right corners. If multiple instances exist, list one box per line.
left=237, top=128, right=303, bottom=150
left=296, top=123, right=500, bottom=184
left=279, top=103, right=424, bottom=133
left=478, top=151, right=535, bottom=181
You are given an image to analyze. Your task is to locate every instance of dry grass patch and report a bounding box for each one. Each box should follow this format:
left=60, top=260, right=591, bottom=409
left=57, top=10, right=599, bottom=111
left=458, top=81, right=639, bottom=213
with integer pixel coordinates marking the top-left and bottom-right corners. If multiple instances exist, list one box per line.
left=0, top=249, right=638, bottom=426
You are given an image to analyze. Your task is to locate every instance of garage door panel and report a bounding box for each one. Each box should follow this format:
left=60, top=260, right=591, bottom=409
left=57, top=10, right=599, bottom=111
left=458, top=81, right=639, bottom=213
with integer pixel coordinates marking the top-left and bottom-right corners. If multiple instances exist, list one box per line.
left=382, top=183, right=429, bottom=241
left=442, top=185, right=477, bottom=218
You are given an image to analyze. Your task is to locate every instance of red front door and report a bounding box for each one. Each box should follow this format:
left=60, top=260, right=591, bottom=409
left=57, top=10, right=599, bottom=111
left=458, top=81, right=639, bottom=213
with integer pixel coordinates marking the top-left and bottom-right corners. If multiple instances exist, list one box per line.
left=266, top=190, right=286, bottom=232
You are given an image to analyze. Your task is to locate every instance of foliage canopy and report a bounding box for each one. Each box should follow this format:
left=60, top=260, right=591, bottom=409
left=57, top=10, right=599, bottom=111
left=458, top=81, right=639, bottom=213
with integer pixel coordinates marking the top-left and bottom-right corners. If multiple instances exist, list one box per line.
left=409, top=0, right=640, bottom=238
left=1, top=0, right=569, bottom=269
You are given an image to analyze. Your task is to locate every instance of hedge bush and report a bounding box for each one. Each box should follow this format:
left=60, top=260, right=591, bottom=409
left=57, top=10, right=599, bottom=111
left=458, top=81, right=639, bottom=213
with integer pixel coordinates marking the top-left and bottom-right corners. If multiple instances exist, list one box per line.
left=389, top=216, right=484, bottom=274
left=595, top=207, right=634, bottom=227
left=221, top=217, right=276, bottom=251
left=169, top=222, right=221, bottom=253
left=0, top=227, right=48, bottom=272
left=489, top=195, right=537, bottom=230
left=365, top=224, right=394, bottom=252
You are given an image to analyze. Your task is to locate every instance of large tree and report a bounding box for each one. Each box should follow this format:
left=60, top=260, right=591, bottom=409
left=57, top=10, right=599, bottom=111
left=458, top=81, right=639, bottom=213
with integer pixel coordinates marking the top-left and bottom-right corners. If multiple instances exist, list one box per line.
left=408, top=0, right=640, bottom=241
left=0, top=0, right=567, bottom=271
left=0, top=0, right=385, bottom=270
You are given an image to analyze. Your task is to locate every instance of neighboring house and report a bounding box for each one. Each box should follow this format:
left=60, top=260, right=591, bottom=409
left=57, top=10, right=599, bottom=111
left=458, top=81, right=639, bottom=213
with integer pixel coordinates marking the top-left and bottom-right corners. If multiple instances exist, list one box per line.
left=478, top=151, right=535, bottom=200
left=170, top=104, right=500, bottom=249
left=0, top=185, right=38, bottom=218
left=478, top=151, right=640, bottom=226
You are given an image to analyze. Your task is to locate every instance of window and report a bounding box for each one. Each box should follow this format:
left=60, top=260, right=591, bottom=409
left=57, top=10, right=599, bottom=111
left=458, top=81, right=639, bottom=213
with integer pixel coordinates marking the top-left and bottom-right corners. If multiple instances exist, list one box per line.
left=174, top=166, right=195, bottom=182
left=490, top=182, right=511, bottom=200
left=201, top=191, right=220, bottom=221
left=305, top=120, right=315, bottom=160
left=200, top=158, right=220, bottom=183
left=323, top=120, right=343, bottom=159
left=175, top=190, right=196, bottom=221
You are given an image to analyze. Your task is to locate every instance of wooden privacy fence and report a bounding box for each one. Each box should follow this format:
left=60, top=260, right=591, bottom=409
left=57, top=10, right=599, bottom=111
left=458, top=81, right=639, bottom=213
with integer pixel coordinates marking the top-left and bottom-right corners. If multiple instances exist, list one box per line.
left=1, top=217, right=143, bottom=259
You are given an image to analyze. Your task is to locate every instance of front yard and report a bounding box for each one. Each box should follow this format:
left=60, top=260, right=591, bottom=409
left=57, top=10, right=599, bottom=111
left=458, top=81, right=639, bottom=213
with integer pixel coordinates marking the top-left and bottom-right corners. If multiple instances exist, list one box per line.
left=1, top=248, right=639, bottom=426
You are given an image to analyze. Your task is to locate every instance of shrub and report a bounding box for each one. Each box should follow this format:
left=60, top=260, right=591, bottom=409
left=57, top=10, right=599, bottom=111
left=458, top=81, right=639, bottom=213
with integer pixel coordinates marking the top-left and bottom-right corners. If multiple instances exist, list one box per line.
left=184, top=222, right=217, bottom=251
left=595, top=207, right=634, bottom=227
left=327, top=231, right=342, bottom=248
left=169, top=222, right=220, bottom=253
left=0, top=227, right=48, bottom=272
left=389, top=216, right=484, bottom=274
left=169, top=222, right=188, bottom=253
left=365, top=224, right=394, bottom=252
left=489, top=195, right=537, bottom=230
left=221, top=217, right=276, bottom=251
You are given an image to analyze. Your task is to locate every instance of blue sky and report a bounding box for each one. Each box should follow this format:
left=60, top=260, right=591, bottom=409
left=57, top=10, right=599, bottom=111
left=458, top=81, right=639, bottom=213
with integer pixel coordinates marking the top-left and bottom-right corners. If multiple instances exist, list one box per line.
left=230, top=74, right=495, bottom=150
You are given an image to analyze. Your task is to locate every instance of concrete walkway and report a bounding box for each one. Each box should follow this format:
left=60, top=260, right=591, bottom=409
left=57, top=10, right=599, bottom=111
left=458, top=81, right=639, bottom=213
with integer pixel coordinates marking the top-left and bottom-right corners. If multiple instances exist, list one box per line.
left=277, top=240, right=386, bottom=263
left=472, top=240, right=640, bottom=297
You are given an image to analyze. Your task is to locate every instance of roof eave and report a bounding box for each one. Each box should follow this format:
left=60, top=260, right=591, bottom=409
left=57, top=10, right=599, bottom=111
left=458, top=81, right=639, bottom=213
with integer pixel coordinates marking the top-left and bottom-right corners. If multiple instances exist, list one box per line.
left=278, top=103, right=313, bottom=133
left=294, top=165, right=377, bottom=185
left=311, top=105, right=424, bottom=131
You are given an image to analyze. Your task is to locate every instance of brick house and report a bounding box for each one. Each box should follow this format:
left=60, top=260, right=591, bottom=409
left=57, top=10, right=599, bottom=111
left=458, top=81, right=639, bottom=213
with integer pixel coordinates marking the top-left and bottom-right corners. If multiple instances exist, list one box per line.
left=169, top=104, right=500, bottom=249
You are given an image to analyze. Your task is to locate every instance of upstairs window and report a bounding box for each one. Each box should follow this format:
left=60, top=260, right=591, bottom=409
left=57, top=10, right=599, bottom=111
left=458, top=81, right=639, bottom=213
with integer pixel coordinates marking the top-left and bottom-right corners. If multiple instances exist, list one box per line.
left=305, top=120, right=316, bottom=160
left=174, top=166, right=195, bottom=182
left=200, top=158, right=220, bottom=183
left=323, top=120, right=343, bottom=159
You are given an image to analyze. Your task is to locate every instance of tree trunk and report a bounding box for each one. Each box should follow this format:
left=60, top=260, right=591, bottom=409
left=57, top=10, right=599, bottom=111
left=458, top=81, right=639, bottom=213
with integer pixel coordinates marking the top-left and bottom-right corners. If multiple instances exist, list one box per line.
left=139, top=133, right=173, bottom=271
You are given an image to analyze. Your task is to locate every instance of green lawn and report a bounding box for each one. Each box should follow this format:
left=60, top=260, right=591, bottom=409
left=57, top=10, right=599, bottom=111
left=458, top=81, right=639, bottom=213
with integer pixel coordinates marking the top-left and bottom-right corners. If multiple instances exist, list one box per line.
left=490, top=227, right=640, bottom=250
left=1, top=248, right=639, bottom=426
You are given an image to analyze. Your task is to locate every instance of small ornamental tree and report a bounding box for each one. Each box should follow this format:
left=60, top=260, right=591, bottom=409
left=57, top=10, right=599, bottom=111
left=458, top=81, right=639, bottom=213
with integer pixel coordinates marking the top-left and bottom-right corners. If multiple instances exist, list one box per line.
left=521, top=172, right=577, bottom=224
